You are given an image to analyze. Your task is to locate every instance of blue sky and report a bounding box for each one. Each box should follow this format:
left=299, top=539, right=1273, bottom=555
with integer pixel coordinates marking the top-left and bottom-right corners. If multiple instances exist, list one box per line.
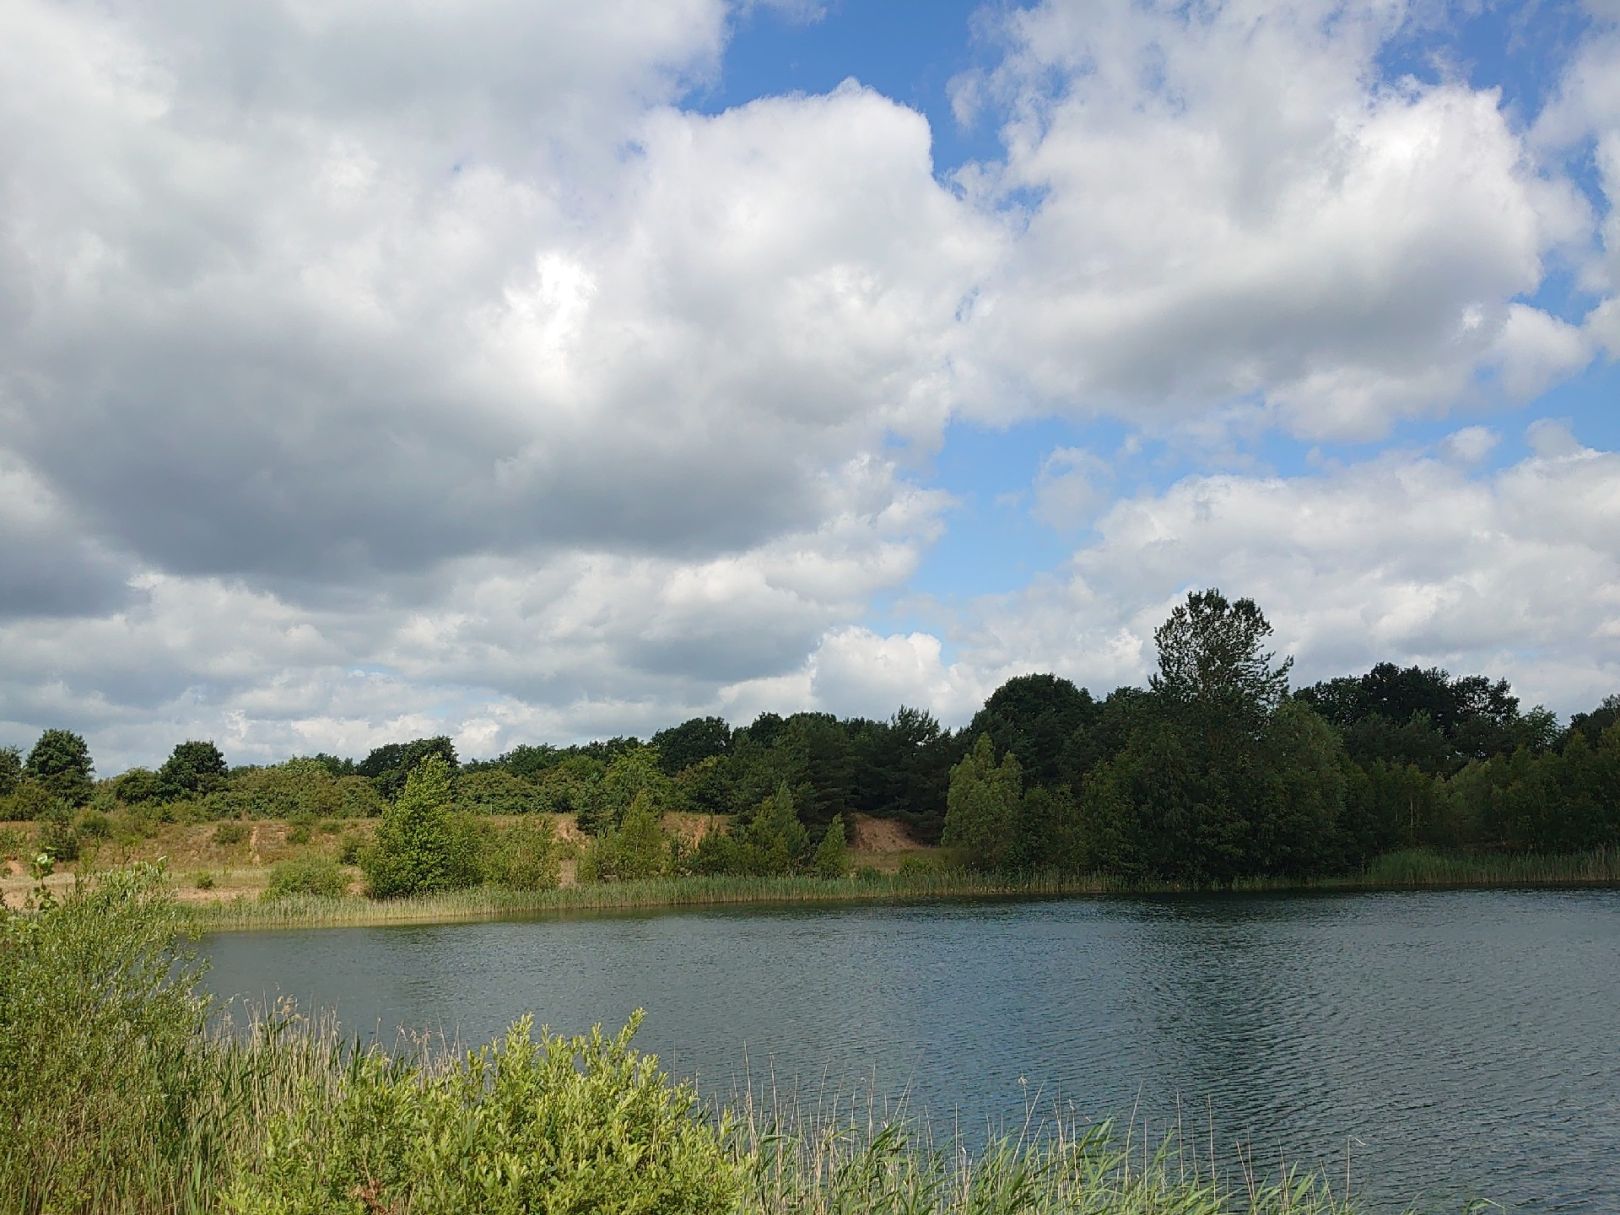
left=3, top=0, right=1619, bottom=769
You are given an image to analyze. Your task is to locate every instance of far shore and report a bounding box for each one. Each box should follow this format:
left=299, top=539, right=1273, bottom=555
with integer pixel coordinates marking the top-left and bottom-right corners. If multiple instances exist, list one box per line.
left=5, top=810, right=1615, bottom=932
left=188, top=848, right=1620, bottom=932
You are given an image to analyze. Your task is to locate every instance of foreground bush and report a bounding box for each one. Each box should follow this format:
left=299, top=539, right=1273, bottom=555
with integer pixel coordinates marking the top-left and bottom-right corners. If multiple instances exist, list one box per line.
left=221, top=1012, right=743, bottom=1215
left=0, top=865, right=208, bottom=1213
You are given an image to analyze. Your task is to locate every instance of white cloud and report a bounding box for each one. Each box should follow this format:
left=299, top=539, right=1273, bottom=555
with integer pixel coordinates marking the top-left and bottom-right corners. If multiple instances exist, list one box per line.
left=1030, top=447, right=1112, bottom=531
left=1439, top=425, right=1498, bottom=465
left=954, top=0, right=1589, bottom=439
left=3, top=0, right=1616, bottom=771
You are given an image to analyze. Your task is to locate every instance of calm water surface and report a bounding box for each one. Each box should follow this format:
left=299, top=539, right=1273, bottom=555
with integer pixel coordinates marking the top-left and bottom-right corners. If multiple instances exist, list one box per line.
left=202, top=890, right=1620, bottom=1213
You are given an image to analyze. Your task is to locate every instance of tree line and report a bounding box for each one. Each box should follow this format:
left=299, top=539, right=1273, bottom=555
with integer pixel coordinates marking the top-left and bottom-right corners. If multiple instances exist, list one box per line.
left=4, top=587, right=1618, bottom=887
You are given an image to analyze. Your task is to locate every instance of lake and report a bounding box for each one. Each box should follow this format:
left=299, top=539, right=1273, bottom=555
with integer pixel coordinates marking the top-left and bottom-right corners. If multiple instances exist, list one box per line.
left=202, top=889, right=1620, bottom=1213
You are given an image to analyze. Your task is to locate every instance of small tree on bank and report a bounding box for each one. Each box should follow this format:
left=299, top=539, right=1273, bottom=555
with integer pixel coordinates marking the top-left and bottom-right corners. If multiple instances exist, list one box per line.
left=811, top=814, right=849, bottom=878
left=580, top=791, right=669, bottom=882
left=363, top=756, right=479, bottom=898
left=942, top=734, right=1022, bottom=872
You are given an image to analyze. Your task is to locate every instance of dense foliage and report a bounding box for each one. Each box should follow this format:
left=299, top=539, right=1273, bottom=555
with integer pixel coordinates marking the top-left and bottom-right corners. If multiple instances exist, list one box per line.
left=362, top=755, right=481, bottom=897
left=4, top=587, right=1618, bottom=887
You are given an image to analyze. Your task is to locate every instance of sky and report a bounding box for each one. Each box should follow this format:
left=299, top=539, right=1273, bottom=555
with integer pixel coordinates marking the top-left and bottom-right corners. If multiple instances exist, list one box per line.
left=3, top=0, right=1620, bottom=774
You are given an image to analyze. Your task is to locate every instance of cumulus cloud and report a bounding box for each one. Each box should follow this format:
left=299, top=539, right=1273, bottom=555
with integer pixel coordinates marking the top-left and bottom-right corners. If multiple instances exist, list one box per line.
left=0, top=2, right=989, bottom=587
left=954, top=0, right=1590, bottom=438
left=1534, top=9, right=1620, bottom=352
left=1030, top=447, right=1112, bottom=532
left=2, top=0, right=1616, bottom=770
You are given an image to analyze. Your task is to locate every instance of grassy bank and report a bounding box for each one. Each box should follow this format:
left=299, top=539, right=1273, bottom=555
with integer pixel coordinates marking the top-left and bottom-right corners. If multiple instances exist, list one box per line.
left=1, top=866, right=1425, bottom=1214
left=185, top=846, right=1620, bottom=932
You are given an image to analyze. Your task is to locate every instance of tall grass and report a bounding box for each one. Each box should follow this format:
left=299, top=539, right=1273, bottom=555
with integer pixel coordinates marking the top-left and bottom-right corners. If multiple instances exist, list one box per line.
left=191, top=870, right=1090, bottom=931
left=1356, top=846, right=1620, bottom=887
left=190, top=848, right=1620, bottom=932
left=1, top=866, right=1466, bottom=1214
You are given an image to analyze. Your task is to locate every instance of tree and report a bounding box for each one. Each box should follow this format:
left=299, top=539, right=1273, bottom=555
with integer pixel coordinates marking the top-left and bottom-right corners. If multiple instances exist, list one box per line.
left=158, top=740, right=227, bottom=799
left=581, top=791, right=670, bottom=882
left=967, top=675, right=1097, bottom=787
left=810, top=814, right=849, bottom=878
left=495, top=743, right=561, bottom=780
left=651, top=717, right=732, bottom=775
left=774, top=714, right=854, bottom=828
left=848, top=706, right=955, bottom=840
left=1252, top=703, right=1349, bottom=875
left=25, top=729, right=94, bottom=807
left=1152, top=590, right=1292, bottom=723
left=588, top=745, right=677, bottom=834
left=363, top=755, right=479, bottom=897
left=942, top=735, right=1022, bottom=872
left=1566, top=694, right=1620, bottom=748
left=0, top=745, right=20, bottom=798
left=112, top=767, right=163, bottom=804
left=738, top=782, right=810, bottom=875
left=1074, top=722, right=1200, bottom=879
left=359, top=737, right=459, bottom=801
left=456, top=769, right=544, bottom=815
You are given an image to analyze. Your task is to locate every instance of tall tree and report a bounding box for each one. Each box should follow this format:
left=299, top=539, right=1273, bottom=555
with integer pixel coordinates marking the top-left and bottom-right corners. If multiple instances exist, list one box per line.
left=1151, top=589, right=1292, bottom=723
left=967, top=674, right=1097, bottom=787
left=158, top=739, right=228, bottom=799
left=359, top=736, right=459, bottom=801
left=25, top=729, right=94, bottom=807
left=0, top=745, right=20, bottom=798
left=651, top=717, right=732, bottom=775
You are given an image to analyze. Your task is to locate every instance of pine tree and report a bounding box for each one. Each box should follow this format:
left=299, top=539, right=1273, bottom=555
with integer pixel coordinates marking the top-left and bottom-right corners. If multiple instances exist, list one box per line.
left=363, top=755, right=478, bottom=897
left=811, top=814, right=849, bottom=878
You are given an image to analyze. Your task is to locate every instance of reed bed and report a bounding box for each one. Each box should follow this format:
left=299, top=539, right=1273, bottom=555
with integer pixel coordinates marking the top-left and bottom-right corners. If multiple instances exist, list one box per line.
left=189, top=848, right=1620, bottom=932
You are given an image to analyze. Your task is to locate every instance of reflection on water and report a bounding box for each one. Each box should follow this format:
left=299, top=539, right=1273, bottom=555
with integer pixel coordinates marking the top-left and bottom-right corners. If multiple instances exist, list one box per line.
left=202, top=889, right=1620, bottom=1213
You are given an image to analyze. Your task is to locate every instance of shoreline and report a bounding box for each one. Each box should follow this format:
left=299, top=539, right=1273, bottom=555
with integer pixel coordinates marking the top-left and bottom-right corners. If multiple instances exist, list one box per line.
left=189, top=851, right=1620, bottom=932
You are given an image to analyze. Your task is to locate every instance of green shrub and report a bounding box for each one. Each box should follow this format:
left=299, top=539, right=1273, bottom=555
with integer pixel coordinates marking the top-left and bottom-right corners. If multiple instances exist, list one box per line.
left=263, top=857, right=349, bottom=901
left=319, top=818, right=341, bottom=834
left=213, top=820, right=249, bottom=846
left=336, top=775, right=386, bottom=818
left=112, top=766, right=163, bottom=804
left=77, top=808, right=113, bottom=840
left=898, top=853, right=948, bottom=877
left=40, top=803, right=80, bottom=861
left=5, top=776, right=56, bottom=821
left=362, top=756, right=480, bottom=898
left=0, top=825, right=25, bottom=860
left=126, top=803, right=164, bottom=839
left=337, top=834, right=364, bottom=865
left=479, top=816, right=562, bottom=891
left=456, top=766, right=545, bottom=815
left=219, top=1012, right=743, bottom=1215
left=811, top=813, right=849, bottom=878
left=193, top=870, right=216, bottom=891
left=0, top=865, right=209, bottom=1212
left=286, top=824, right=312, bottom=845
